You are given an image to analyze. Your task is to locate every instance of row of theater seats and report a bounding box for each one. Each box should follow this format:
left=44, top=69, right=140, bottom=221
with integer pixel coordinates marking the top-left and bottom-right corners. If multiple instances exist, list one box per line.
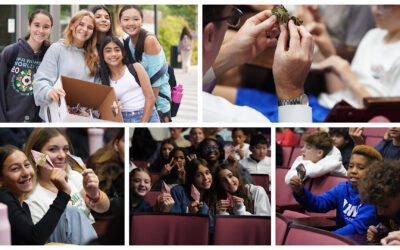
left=277, top=127, right=386, bottom=168
left=131, top=213, right=270, bottom=245
left=276, top=168, right=347, bottom=217
left=276, top=213, right=357, bottom=245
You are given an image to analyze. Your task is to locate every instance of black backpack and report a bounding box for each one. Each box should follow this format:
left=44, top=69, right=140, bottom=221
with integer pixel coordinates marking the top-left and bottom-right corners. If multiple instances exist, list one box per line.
left=123, top=36, right=180, bottom=117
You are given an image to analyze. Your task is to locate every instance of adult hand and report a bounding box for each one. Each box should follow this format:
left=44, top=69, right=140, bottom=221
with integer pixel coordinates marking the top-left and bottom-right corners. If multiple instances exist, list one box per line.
left=214, top=10, right=279, bottom=77
left=289, top=176, right=304, bottom=196
left=216, top=199, right=230, bottom=214
left=48, top=88, right=66, bottom=102
left=189, top=201, right=203, bottom=214
left=349, top=127, right=364, bottom=145
left=160, top=158, right=174, bottom=177
left=273, top=20, right=314, bottom=100
left=50, top=168, right=71, bottom=194
left=306, top=21, right=336, bottom=59
left=381, top=231, right=400, bottom=245
left=156, top=193, right=175, bottom=212
left=82, top=169, right=100, bottom=199
left=367, top=225, right=379, bottom=243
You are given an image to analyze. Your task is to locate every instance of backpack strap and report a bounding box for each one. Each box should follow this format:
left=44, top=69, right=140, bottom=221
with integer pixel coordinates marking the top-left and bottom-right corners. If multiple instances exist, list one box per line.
left=126, top=63, right=141, bottom=87
left=7, top=43, right=19, bottom=71
left=124, top=37, right=135, bottom=64
left=150, top=63, right=168, bottom=84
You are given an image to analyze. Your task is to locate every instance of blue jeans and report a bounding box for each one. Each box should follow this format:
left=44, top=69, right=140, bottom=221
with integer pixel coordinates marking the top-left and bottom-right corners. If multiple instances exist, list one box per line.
left=122, top=107, right=160, bottom=123
left=47, top=206, right=98, bottom=245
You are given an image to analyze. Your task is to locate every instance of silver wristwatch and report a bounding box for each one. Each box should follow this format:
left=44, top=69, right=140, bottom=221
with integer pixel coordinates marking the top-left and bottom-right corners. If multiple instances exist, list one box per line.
left=278, top=93, right=309, bottom=106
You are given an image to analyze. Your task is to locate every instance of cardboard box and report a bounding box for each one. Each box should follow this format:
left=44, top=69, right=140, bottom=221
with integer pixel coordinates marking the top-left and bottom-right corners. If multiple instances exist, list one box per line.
left=45, top=76, right=123, bottom=123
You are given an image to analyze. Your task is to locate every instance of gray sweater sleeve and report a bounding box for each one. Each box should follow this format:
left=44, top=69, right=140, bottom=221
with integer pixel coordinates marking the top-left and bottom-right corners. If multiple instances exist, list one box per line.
left=33, top=42, right=62, bottom=106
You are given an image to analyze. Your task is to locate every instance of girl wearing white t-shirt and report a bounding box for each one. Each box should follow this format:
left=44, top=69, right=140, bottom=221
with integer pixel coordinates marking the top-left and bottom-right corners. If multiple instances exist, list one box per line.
left=99, top=36, right=160, bottom=123
left=24, top=128, right=110, bottom=244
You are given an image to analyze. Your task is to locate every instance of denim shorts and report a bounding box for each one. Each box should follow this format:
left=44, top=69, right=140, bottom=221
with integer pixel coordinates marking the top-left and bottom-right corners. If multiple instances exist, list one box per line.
left=122, top=108, right=160, bottom=123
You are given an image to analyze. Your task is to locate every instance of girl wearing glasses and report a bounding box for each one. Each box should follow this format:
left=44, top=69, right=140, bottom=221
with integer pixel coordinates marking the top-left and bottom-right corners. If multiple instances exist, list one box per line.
left=197, top=138, right=255, bottom=185
left=0, top=9, right=53, bottom=122
left=152, top=147, right=189, bottom=190
left=118, top=5, right=171, bottom=122
left=214, top=163, right=271, bottom=216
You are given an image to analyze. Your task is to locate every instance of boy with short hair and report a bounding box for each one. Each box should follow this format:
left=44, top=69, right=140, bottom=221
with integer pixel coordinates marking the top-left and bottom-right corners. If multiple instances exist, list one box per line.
left=358, top=160, right=400, bottom=243
left=290, top=145, right=382, bottom=236
left=285, top=131, right=347, bottom=185
left=329, top=128, right=354, bottom=169
left=239, top=134, right=271, bottom=175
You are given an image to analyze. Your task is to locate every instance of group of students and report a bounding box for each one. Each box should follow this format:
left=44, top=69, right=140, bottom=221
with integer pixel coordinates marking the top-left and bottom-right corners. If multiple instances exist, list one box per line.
left=282, top=130, right=400, bottom=245
left=0, top=128, right=124, bottom=245
left=0, top=5, right=172, bottom=123
left=130, top=128, right=271, bottom=234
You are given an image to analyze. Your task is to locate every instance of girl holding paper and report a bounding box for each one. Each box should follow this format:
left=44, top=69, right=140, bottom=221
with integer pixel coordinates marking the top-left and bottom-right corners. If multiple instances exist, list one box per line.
left=170, top=158, right=217, bottom=217
left=24, top=128, right=109, bottom=244
left=0, top=145, right=70, bottom=245
left=98, top=36, right=160, bottom=122
left=0, top=9, right=53, bottom=122
left=214, top=163, right=271, bottom=216
left=130, top=168, right=174, bottom=214
left=33, top=10, right=100, bottom=121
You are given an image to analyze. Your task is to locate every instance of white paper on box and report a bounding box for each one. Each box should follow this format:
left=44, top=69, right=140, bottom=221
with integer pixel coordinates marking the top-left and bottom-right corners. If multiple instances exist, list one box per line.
left=44, top=78, right=68, bottom=123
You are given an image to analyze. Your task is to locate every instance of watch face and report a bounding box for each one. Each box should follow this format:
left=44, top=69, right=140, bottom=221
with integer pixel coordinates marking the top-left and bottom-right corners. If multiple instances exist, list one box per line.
left=300, top=94, right=309, bottom=105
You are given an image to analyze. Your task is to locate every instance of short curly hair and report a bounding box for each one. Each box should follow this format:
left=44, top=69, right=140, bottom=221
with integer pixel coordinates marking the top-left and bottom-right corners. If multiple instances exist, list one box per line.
left=359, top=160, right=400, bottom=205
left=302, top=131, right=333, bottom=157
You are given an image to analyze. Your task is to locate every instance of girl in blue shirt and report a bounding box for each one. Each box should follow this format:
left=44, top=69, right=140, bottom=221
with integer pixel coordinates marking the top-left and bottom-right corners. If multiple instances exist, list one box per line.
left=118, top=5, right=171, bottom=122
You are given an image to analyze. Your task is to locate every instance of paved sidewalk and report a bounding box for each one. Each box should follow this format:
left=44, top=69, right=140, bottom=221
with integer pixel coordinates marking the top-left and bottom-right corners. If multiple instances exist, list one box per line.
left=172, top=65, right=199, bottom=123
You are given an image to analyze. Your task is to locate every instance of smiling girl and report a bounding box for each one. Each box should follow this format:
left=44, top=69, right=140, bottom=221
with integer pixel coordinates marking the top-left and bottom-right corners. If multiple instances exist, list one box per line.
left=0, top=9, right=53, bottom=122
left=214, top=163, right=270, bottom=216
left=33, top=10, right=100, bottom=121
left=118, top=5, right=171, bottom=122
left=90, top=5, right=114, bottom=51
left=0, top=145, right=70, bottom=245
left=24, top=128, right=109, bottom=243
left=99, top=36, right=159, bottom=122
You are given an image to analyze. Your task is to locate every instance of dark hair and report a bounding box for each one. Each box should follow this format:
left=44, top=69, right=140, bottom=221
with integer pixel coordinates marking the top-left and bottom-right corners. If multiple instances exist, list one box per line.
left=26, top=9, right=53, bottom=53
left=160, top=138, right=177, bottom=159
left=180, top=26, right=192, bottom=40
left=232, top=128, right=244, bottom=136
left=359, top=160, right=400, bottom=205
left=203, top=5, right=227, bottom=28
left=90, top=5, right=114, bottom=37
left=168, top=147, right=188, bottom=178
left=302, top=131, right=333, bottom=157
left=197, top=137, right=225, bottom=164
left=119, top=5, right=148, bottom=62
left=250, top=134, right=268, bottom=147
left=0, top=145, right=23, bottom=177
left=329, top=128, right=351, bottom=142
left=99, top=36, right=129, bottom=86
left=184, top=158, right=217, bottom=215
left=214, top=162, right=254, bottom=214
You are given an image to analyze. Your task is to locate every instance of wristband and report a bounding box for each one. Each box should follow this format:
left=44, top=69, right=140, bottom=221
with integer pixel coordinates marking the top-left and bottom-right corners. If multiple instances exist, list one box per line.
left=86, top=189, right=100, bottom=202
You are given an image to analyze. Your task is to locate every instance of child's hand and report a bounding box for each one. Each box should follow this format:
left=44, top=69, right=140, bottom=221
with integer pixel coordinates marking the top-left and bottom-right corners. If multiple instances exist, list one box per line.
left=82, top=169, right=100, bottom=198
left=349, top=127, right=364, bottom=145
left=289, top=176, right=304, bottom=196
left=48, top=88, right=65, bottom=102
left=236, top=148, right=245, bottom=159
left=110, top=101, right=122, bottom=116
left=156, top=193, right=175, bottom=212
left=160, top=158, right=174, bottom=177
left=232, top=196, right=244, bottom=205
left=50, top=168, right=71, bottom=194
left=381, top=231, right=400, bottom=245
left=216, top=199, right=230, bottom=214
left=189, top=201, right=203, bottom=214
left=367, top=225, right=380, bottom=243
left=227, top=154, right=239, bottom=167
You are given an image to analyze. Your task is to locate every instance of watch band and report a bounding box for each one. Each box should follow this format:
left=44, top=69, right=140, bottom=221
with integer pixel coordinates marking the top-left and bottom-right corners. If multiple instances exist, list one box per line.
left=278, top=93, right=309, bottom=106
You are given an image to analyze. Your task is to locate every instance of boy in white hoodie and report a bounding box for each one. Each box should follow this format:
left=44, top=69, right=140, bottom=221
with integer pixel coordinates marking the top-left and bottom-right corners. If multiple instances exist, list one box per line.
left=285, top=131, right=347, bottom=185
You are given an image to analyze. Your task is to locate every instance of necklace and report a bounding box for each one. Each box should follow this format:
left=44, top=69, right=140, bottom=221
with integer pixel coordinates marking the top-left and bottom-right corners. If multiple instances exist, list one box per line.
left=111, top=67, right=126, bottom=84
